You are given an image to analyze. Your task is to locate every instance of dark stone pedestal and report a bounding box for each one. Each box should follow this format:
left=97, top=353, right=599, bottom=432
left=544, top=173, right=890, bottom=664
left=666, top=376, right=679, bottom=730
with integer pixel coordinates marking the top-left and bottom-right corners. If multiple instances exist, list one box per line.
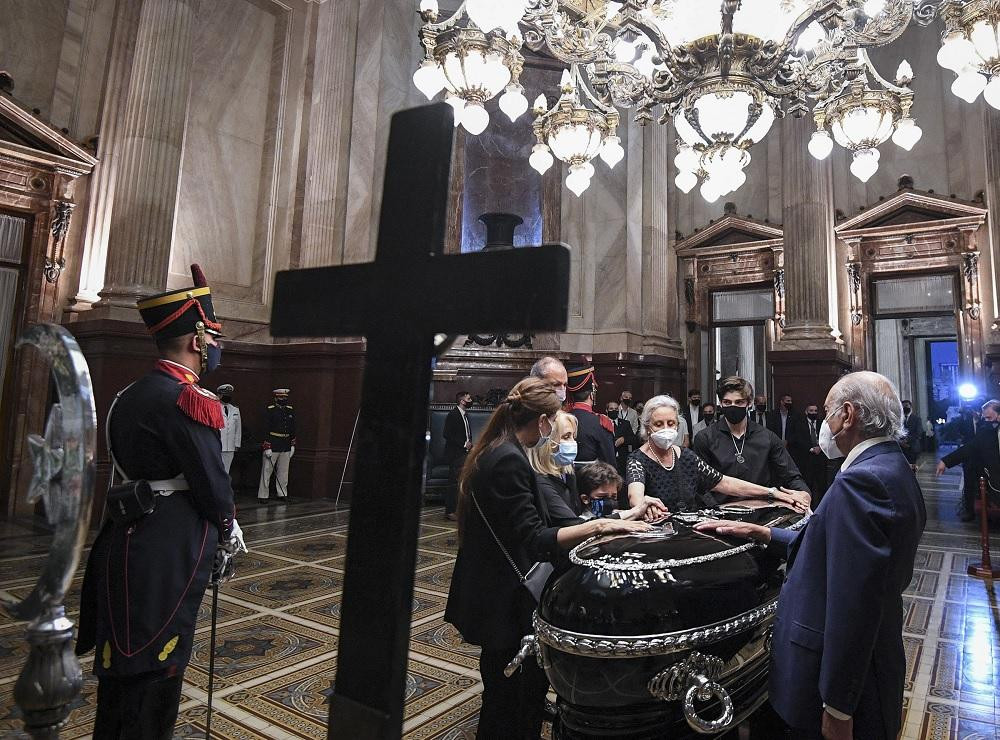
left=768, top=348, right=852, bottom=408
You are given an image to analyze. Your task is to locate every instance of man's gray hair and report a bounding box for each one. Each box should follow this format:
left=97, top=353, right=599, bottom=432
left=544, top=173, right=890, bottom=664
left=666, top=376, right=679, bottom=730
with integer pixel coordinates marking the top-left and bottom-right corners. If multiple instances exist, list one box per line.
left=828, top=371, right=904, bottom=440
left=530, top=356, right=564, bottom=379
left=639, top=394, right=680, bottom=439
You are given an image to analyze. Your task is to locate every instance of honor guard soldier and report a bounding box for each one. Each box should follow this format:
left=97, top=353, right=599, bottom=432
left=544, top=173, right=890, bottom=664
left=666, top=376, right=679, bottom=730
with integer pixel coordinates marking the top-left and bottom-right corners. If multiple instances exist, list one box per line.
left=566, top=362, right=616, bottom=467
left=77, top=264, right=245, bottom=739
left=217, top=383, right=242, bottom=474
left=259, top=387, right=296, bottom=500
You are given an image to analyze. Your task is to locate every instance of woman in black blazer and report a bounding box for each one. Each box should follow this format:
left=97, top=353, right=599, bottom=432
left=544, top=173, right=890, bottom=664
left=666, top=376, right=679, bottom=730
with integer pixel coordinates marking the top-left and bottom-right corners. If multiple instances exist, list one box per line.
left=445, top=377, right=650, bottom=739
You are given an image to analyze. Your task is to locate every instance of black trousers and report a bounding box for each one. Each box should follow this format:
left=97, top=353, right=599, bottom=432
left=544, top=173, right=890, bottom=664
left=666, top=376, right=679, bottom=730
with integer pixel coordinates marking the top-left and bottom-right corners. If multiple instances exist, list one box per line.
left=93, top=668, right=184, bottom=740
left=477, top=647, right=548, bottom=740
left=446, top=454, right=466, bottom=515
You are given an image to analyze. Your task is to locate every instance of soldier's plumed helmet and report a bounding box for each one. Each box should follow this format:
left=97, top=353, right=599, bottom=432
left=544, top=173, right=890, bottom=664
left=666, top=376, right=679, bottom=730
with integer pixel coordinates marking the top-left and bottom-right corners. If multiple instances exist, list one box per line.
left=566, top=363, right=596, bottom=394
left=137, top=264, right=222, bottom=340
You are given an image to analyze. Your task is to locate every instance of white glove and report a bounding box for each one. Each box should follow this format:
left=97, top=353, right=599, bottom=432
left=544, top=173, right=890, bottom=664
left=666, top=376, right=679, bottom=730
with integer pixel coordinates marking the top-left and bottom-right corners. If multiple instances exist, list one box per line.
left=290, top=446, right=295, bottom=457
left=229, top=518, right=248, bottom=554
left=264, top=448, right=273, bottom=458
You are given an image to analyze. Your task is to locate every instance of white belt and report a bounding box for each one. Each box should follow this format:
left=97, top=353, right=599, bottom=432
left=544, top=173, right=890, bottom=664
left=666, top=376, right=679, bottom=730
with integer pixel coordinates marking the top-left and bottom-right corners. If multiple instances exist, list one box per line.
left=137, top=475, right=190, bottom=496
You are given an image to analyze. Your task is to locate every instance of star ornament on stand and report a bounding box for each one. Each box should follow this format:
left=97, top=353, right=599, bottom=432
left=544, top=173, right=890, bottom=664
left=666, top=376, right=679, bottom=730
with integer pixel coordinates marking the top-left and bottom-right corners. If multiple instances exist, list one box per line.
left=26, top=404, right=65, bottom=525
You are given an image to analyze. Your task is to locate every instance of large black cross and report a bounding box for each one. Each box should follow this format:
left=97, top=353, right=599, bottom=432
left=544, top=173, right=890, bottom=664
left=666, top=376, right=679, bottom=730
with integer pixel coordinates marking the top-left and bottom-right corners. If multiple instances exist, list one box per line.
left=270, top=103, right=570, bottom=739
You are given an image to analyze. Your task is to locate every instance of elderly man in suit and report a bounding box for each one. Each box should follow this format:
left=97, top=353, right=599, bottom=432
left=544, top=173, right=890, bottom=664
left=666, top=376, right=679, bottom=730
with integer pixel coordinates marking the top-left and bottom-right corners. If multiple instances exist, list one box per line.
left=697, top=371, right=926, bottom=740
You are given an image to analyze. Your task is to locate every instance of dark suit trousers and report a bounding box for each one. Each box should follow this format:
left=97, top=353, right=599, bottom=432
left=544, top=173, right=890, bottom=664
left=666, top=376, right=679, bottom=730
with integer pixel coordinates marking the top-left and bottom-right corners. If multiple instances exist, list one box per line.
left=447, top=452, right=467, bottom=514
left=93, top=669, right=184, bottom=739
left=478, top=647, right=548, bottom=739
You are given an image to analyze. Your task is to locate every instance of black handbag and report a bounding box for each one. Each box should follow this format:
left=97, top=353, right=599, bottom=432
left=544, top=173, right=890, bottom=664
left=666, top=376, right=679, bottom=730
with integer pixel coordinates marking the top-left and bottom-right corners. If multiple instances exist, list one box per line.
left=471, top=492, right=555, bottom=603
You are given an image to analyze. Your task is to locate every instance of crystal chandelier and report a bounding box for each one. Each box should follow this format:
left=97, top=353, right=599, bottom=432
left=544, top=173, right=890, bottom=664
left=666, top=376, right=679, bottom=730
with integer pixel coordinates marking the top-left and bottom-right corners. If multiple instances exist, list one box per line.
left=529, top=68, right=623, bottom=196
left=809, top=52, right=922, bottom=182
left=413, top=0, right=951, bottom=201
left=935, top=0, right=1000, bottom=109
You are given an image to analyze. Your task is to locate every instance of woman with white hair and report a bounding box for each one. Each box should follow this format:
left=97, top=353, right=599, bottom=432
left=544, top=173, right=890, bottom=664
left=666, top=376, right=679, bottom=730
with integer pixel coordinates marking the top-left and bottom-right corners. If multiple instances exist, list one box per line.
left=627, top=394, right=811, bottom=513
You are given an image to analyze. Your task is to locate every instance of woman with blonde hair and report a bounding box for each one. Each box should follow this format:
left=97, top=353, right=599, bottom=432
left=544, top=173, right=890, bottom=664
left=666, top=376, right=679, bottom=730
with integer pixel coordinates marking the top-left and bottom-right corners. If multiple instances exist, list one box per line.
left=445, top=377, right=651, bottom=739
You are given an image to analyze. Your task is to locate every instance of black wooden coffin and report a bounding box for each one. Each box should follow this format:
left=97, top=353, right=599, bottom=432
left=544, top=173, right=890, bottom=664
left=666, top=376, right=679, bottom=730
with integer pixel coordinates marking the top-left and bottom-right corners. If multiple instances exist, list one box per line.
left=526, top=505, right=805, bottom=739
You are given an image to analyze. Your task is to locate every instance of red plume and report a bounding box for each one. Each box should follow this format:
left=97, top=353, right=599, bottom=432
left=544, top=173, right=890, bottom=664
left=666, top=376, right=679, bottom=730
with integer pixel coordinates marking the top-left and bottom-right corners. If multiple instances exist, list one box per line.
left=190, top=263, right=208, bottom=288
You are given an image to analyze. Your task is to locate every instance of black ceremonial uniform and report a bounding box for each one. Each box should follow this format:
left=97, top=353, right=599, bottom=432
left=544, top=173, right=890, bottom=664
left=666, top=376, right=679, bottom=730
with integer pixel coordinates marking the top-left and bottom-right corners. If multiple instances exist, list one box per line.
left=264, top=402, right=296, bottom=451
left=77, top=263, right=233, bottom=740
left=78, top=364, right=234, bottom=676
left=570, top=404, right=616, bottom=465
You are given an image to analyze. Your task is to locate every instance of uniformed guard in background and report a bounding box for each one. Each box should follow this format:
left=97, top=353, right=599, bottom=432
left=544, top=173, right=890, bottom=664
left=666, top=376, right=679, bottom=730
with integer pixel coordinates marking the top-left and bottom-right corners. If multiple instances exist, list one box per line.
left=258, top=387, right=296, bottom=501
left=77, top=264, right=245, bottom=739
left=217, top=383, right=242, bottom=474
left=566, top=362, right=616, bottom=467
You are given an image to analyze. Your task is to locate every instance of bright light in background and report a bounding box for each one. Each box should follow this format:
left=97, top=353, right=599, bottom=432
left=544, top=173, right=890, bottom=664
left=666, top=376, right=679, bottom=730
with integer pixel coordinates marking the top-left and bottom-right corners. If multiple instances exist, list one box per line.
left=958, top=383, right=978, bottom=400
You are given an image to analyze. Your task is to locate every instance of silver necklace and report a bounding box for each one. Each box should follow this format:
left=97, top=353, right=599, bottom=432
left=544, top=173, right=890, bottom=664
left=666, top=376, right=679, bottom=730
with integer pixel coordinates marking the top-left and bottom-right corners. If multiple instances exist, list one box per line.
left=731, top=432, right=747, bottom=464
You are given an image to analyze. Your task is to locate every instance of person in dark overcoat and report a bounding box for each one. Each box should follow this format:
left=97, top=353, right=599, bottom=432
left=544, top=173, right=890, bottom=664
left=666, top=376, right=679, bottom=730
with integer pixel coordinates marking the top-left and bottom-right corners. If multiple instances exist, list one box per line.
left=77, top=265, right=238, bottom=739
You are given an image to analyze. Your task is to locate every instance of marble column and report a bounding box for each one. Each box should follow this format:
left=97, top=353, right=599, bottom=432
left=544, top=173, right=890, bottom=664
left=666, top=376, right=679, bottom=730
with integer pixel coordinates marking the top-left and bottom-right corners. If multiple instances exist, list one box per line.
left=981, top=103, right=1000, bottom=394
left=770, top=114, right=850, bottom=401
left=779, top=113, right=836, bottom=346
left=296, top=0, right=361, bottom=268
left=97, top=0, right=200, bottom=307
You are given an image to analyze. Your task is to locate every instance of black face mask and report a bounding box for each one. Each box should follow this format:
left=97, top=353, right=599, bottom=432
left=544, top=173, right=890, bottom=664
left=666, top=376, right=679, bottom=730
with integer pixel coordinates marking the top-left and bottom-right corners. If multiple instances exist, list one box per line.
left=620, top=399, right=631, bottom=407
left=782, top=402, right=793, bottom=411
left=607, top=410, right=619, bottom=419
left=703, top=413, right=715, bottom=424
left=806, top=412, right=818, bottom=420
left=220, top=395, right=233, bottom=404
left=720, top=405, right=748, bottom=424
left=204, top=343, right=222, bottom=374
left=903, top=406, right=911, bottom=415
left=691, top=397, right=701, bottom=406
left=276, top=398, right=287, bottom=405
left=755, top=404, right=766, bottom=412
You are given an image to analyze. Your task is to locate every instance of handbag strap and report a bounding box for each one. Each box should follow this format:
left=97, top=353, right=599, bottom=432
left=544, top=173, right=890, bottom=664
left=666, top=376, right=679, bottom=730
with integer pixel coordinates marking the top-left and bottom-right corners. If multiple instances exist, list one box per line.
left=470, top=491, right=525, bottom=584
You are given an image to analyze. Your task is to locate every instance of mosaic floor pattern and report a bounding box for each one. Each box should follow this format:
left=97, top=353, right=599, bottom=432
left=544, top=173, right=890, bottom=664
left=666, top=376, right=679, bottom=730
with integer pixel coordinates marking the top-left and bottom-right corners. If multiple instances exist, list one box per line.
left=0, top=456, right=997, bottom=739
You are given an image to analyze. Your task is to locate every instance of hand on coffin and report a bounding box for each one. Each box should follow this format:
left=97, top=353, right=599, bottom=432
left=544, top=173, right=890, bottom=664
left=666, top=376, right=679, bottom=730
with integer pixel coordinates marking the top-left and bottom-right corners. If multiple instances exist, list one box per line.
left=935, top=461, right=947, bottom=477
left=595, top=517, right=653, bottom=536
left=693, top=520, right=771, bottom=544
left=780, top=487, right=811, bottom=512
left=640, top=496, right=668, bottom=521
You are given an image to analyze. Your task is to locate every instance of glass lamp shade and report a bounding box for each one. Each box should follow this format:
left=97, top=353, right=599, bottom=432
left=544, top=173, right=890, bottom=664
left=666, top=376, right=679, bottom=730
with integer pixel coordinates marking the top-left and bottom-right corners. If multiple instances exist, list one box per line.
left=796, top=22, right=826, bottom=52
left=566, top=162, right=594, bottom=197
left=529, top=144, right=554, bottom=174
left=952, top=67, right=987, bottom=103
left=675, top=170, right=698, bottom=193
left=466, top=0, right=503, bottom=31
left=614, top=37, right=637, bottom=63
left=694, top=91, right=753, bottom=141
left=499, top=84, right=529, bottom=121
left=969, top=20, right=1000, bottom=62
left=699, top=177, right=722, bottom=203
left=461, top=102, right=490, bottom=135
left=891, top=117, right=922, bottom=151
left=674, top=145, right=700, bottom=173
left=985, top=77, right=1000, bottom=110
left=420, top=0, right=438, bottom=14
left=808, top=130, right=834, bottom=160
left=830, top=106, right=894, bottom=149
left=937, top=33, right=977, bottom=72
left=413, top=60, right=447, bottom=99
left=549, top=122, right=604, bottom=162
left=599, top=136, right=625, bottom=168
left=849, top=148, right=880, bottom=183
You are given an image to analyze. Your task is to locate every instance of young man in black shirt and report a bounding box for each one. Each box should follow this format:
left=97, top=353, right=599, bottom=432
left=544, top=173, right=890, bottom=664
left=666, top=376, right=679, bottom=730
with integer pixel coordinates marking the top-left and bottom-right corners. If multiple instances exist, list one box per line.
left=692, top=376, right=810, bottom=496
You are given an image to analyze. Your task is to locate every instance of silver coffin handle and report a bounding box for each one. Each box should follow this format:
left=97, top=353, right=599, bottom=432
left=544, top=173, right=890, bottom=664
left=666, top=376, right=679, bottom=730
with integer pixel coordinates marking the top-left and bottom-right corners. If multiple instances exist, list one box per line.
left=683, top=674, right=735, bottom=734
left=504, top=634, right=538, bottom=677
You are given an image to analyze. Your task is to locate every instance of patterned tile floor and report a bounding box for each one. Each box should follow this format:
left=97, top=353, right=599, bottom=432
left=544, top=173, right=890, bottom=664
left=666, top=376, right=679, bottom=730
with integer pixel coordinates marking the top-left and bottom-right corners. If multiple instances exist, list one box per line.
left=0, top=454, right=997, bottom=739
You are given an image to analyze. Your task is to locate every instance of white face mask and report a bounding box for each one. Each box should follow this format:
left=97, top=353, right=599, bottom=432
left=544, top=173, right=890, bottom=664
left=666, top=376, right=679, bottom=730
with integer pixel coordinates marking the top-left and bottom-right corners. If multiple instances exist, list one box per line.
left=555, top=387, right=567, bottom=402
left=534, top=416, right=553, bottom=449
left=819, top=410, right=845, bottom=459
left=650, top=428, right=678, bottom=449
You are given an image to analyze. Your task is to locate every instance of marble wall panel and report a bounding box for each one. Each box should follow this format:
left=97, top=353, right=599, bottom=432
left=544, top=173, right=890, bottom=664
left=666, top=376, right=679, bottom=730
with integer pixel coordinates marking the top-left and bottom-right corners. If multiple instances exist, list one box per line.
left=0, top=0, right=69, bottom=126
left=171, top=0, right=277, bottom=293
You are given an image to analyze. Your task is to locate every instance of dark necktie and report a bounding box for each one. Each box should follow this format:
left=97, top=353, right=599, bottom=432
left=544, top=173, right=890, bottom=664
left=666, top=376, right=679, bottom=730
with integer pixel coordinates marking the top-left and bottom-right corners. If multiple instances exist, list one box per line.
left=225, top=405, right=229, bottom=418
left=462, top=411, right=471, bottom=445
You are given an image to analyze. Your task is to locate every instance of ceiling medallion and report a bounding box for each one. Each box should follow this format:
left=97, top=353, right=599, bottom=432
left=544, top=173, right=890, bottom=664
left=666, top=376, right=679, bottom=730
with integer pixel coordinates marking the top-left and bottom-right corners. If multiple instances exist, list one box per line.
left=414, top=0, right=958, bottom=201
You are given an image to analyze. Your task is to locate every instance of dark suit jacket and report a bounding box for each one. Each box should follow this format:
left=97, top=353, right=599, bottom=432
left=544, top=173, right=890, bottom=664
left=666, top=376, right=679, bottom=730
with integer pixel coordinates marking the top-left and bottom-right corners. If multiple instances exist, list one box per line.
left=901, top=412, right=923, bottom=463
left=443, top=406, right=469, bottom=462
left=445, top=441, right=560, bottom=649
left=571, top=408, right=616, bottom=465
left=766, top=409, right=803, bottom=443
left=768, top=441, right=925, bottom=737
left=942, top=422, right=1000, bottom=483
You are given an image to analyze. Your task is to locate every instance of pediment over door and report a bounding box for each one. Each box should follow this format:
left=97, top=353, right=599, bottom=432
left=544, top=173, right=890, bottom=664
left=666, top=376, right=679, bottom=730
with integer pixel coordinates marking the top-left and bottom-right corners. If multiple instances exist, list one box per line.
left=0, top=94, right=97, bottom=175
left=835, top=187, right=987, bottom=240
left=675, top=211, right=783, bottom=257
